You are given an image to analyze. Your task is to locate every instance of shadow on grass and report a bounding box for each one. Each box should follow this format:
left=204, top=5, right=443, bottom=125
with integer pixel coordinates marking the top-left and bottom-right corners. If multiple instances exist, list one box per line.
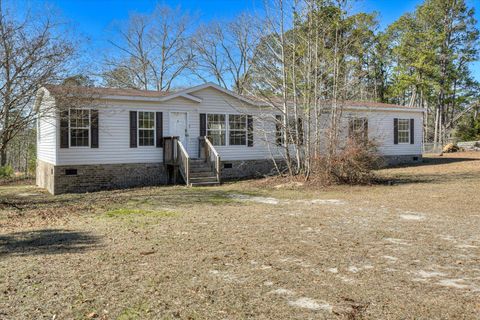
left=388, top=156, right=479, bottom=169
left=0, top=197, right=73, bottom=211
left=376, top=171, right=480, bottom=186
left=0, top=229, right=100, bottom=257
left=118, top=187, right=244, bottom=207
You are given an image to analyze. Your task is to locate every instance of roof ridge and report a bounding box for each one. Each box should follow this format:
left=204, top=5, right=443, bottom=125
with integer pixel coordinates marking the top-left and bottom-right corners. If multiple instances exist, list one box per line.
left=44, top=84, right=171, bottom=97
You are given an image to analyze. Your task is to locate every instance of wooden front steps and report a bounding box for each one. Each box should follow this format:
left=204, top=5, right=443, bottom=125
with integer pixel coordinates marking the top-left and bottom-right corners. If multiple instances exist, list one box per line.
left=163, top=136, right=221, bottom=187
left=188, top=159, right=220, bottom=186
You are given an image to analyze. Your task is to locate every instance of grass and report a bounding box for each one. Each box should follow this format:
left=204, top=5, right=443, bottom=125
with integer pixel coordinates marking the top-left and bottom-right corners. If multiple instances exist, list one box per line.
left=117, top=303, right=151, bottom=320
left=1, top=152, right=480, bottom=319
left=104, top=208, right=178, bottom=218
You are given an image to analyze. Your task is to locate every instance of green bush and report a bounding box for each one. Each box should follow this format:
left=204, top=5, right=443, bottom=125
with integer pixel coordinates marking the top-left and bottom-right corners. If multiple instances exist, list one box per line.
left=0, top=165, right=14, bottom=178
left=455, top=115, right=480, bottom=141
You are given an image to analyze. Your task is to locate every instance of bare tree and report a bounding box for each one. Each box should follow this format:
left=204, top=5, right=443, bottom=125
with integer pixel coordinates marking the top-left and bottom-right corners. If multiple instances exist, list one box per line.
left=0, top=1, right=74, bottom=166
left=192, top=13, right=260, bottom=94
left=247, top=0, right=372, bottom=178
left=103, top=5, right=194, bottom=91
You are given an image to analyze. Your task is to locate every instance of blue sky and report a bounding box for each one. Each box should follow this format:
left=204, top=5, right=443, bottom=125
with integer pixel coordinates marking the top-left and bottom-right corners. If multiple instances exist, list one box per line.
left=17, top=0, right=480, bottom=82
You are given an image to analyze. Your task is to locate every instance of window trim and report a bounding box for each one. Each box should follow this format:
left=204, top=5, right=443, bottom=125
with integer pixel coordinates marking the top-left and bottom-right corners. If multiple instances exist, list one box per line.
left=275, top=115, right=303, bottom=146
left=397, top=118, right=410, bottom=144
left=206, top=113, right=227, bottom=146
left=69, top=108, right=91, bottom=148
left=349, top=117, right=368, bottom=139
left=137, top=110, right=156, bottom=147
left=228, top=114, right=248, bottom=146
left=206, top=113, right=253, bottom=147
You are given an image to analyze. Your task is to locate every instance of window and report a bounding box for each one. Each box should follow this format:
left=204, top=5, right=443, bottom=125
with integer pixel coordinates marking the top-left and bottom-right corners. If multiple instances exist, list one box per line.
left=207, top=114, right=226, bottom=146
left=349, top=117, right=368, bottom=141
left=138, top=111, right=155, bottom=146
left=275, top=116, right=303, bottom=145
left=398, top=119, right=410, bottom=143
left=69, top=109, right=90, bottom=147
left=229, top=115, right=247, bottom=145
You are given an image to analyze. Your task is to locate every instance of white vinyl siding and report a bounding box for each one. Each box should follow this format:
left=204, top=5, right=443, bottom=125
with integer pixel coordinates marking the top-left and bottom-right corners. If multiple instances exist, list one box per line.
left=51, top=86, right=423, bottom=166
left=36, top=91, right=57, bottom=164
left=334, top=111, right=422, bottom=156
left=193, top=88, right=282, bottom=161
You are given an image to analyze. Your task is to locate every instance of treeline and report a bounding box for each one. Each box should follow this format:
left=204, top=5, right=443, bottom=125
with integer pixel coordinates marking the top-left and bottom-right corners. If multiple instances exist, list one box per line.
left=98, top=0, right=479, bottom=174
left=0, top=0, right=479, bottom=175
left=99, top=0, right=479, bottom=147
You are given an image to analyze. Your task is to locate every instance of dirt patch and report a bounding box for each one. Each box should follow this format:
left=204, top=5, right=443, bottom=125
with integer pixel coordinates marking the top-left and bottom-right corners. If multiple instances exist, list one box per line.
left=1, top=152, right=480, bottom=319
left=399, top=213, right=425, bottom=221
left=288, top=297, right=333, bottom=312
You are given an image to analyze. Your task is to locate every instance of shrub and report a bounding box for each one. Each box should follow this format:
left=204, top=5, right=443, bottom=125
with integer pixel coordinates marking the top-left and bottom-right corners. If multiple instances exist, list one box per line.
left=310, top=139, right=382, bottom=185
left=0, top=165, right=14, bottom=178
left=442, top=143, right=460, bottom=153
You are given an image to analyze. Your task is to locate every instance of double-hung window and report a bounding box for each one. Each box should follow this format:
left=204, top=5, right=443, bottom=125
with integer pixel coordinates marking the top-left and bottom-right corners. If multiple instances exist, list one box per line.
left=207, top=114, right=226, bottom=146
left=398, top=119, right=410, bottom=143
left=349, top=117, right=368, bottom=141
left=138, top=111, right=155, bottom=146
left=229, top=115, right=247, bottom=146
left=69, top=109, right=90, bottom=147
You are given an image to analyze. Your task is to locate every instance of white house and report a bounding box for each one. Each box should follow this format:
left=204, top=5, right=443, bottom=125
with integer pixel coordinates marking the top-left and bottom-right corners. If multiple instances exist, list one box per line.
left=35, top=83, right=423, bottom=194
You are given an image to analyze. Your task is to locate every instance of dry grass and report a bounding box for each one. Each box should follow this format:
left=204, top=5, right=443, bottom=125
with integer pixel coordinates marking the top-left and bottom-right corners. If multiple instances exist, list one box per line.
left=1, top=152, right=480, bottom=319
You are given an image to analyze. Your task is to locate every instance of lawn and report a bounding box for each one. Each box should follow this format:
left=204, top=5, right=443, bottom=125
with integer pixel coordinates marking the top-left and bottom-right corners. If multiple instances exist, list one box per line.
left=1, top=152, right=480, bottom=319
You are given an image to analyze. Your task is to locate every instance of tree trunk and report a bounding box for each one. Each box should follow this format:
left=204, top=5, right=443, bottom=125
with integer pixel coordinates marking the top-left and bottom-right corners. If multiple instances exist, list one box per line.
left=0, top=144, right=7, bottom=166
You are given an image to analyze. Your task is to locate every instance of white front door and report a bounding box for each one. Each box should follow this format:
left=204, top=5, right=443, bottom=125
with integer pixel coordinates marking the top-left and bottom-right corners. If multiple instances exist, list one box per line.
left=170, top=112, right=188, bottom=150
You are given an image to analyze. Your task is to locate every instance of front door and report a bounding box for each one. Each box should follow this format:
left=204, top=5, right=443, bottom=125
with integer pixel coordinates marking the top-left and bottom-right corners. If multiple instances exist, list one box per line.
left=170, top=112, right=188, bottom=150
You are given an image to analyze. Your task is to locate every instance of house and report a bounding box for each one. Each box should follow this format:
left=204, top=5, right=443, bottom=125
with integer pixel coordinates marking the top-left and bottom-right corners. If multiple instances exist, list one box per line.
left=35, top=83, right=424, bottom=194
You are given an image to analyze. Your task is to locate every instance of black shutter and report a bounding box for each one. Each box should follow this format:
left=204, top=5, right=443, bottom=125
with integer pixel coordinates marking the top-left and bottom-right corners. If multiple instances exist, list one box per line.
left=410, top=118, right=414, bottom=144
left=130, top=111, right=137, bottom=148
left=297, top=118, right=304, bottom=145
left=247, top=115, right=253, bottom=147
left=393, top=118, right=398, bottom=145
left=363, top=118, right=369, bottom=141
left=91, top=110, right=99, bottom=148
left=156, top=112, right=163, bottom=147
left=275, top=115, right=282, bottom=146
left=200, top=113, right=206, bottom=137
left=60, top=109, right=69, bottom=148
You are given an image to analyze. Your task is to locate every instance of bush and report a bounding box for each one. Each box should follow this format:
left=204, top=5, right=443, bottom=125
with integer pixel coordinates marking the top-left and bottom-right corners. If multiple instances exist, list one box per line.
left=310, top=140, right=382, bottom=185
left=442, top=143, right=460, bottom=153
left=0, top=165, right=14, bottom=178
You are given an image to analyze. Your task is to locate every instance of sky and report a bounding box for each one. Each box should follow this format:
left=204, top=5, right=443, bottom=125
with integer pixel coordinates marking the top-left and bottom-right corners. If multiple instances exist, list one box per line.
left=15, top=0, right=480, bottom=83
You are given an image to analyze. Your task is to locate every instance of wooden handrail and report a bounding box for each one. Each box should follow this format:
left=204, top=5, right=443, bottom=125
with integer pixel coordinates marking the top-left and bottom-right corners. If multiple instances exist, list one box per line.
left=204, top=137, right=220, bottom=158
left=204, top=137, right=221, bottom=183
left=177, top=140, right=189, bottom=159
left=177, top=140, right=190, bottom=185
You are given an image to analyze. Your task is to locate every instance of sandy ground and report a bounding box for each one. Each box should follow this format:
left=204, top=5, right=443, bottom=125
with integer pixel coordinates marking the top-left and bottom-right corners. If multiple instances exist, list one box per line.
left=1, top=152, right=480, bottom=319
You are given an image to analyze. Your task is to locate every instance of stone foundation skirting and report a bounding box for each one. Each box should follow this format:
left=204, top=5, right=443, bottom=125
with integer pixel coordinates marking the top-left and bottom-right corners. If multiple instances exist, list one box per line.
left=37, top=160, right=168, bottom=195
left=221, top=159, right=284, bottom=180
left=382, top=154, right=422, bottom=166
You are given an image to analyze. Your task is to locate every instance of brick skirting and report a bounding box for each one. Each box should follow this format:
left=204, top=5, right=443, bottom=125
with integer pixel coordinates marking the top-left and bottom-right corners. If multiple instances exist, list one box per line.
left=382, top=154, right=422, bottom=166
left=36, top=156, right=421, bottom=194
left=221, top=159, right=285, bottom=180
left=37, top=160, right=168, bottom=195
